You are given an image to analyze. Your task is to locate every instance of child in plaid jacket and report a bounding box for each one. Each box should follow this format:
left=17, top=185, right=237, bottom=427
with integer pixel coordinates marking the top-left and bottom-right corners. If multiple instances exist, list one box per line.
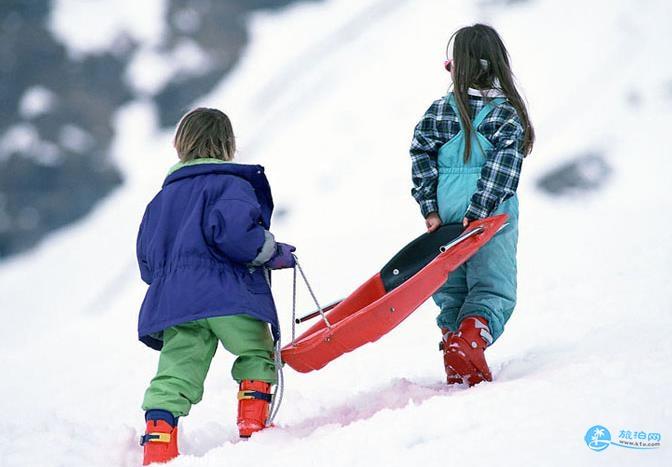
left=409, top=24, right=534, bottom=386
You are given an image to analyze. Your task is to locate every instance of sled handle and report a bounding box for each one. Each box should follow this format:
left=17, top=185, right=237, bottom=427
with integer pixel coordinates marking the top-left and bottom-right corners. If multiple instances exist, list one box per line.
left=295, top=299, right=343, bottom=324
left=439, top=222, right=509, bottom=253
left=439, top=226, right=484, bottom=252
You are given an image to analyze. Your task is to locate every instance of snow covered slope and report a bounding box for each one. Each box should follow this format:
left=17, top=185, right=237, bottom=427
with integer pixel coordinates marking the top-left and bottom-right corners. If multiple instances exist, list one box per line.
left=1, top=0, right=671, bottom=466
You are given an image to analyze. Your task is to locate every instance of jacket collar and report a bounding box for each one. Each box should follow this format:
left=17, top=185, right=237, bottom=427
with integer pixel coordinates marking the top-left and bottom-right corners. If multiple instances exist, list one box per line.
left=467, top=79, right=505, bottom=98
left=167, top=157, right=230, bottom=176
left=467, top=87, right=506, bottom=98
left=163, top=160, right=274, bottom=222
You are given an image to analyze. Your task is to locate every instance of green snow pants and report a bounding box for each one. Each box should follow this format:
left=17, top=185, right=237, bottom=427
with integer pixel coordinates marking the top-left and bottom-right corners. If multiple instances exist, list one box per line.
left=142, top=315, right=277, bottom=417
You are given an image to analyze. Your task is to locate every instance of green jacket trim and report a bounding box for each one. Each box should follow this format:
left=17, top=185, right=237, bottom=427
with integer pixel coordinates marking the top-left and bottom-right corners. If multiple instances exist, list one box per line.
left=167, top=158, right=232, bottom=176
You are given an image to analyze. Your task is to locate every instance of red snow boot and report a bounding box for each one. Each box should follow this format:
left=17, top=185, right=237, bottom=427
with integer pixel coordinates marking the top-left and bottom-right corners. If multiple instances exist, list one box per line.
left=442, top=317, right=493, bottom=387
left=237, top=380, right=273, bottom=438
left=140, top=410, right=179, bottom=465
left=439, top=328, right=464, bottom=385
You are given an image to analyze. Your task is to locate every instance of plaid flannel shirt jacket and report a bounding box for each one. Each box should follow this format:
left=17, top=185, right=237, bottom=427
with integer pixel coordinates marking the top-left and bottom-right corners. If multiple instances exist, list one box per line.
left=410, top=93, right=525, bottom=220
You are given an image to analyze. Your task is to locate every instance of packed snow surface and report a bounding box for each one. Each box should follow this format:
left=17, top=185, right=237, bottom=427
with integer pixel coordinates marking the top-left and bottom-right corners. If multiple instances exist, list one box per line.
left=2, top=0, right=671, bottom=466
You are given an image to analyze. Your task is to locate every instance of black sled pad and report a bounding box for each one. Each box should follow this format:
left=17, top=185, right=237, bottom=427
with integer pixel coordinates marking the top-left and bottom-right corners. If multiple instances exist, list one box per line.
left=380, top=223, right=464, bottom=293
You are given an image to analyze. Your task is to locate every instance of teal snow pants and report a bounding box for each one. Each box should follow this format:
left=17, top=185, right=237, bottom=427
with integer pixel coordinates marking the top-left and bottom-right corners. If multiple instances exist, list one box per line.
left=432, top=200, right=518, bottom=342
left=433, top=94, right=518, bottom=343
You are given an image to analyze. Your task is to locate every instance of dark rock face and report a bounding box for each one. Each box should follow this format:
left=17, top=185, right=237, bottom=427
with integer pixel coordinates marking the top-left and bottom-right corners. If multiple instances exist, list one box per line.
left=536, top=153, right=611, bottom=197
left=0, top=0, right=319, bottom=259
left=0, top=1, right=128, bottom=258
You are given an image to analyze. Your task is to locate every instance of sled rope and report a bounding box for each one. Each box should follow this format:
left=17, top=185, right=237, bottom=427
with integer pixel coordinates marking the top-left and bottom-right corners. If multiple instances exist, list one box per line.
left=266, top=338, right=284, bottom=426
left=291, top=254, right=331, bottom=346
left=262, top=268, right=284, bottom=427
left=265, top=254, right=329, bottom=426
left=291, top=262, right=298, bottom=343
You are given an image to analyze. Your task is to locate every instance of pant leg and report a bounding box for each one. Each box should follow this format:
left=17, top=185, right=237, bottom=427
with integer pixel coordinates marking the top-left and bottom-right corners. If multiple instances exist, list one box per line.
left=206, top=315, right=277, bottom=384
left=432, top=263, right=468, bottom=332
left=459, top=220, right=518, bottom=343
left=142, top=320, right=217, bottom=417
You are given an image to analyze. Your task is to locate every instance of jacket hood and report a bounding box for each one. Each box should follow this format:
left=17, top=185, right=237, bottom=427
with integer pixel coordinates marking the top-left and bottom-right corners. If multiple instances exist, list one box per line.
left=163, top=162, right=274, bottom=220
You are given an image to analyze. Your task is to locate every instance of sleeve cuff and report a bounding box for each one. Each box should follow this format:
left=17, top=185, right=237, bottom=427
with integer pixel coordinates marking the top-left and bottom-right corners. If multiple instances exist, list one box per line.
left=465, top=204, right=489, bottom=220
left=420, top=199, right=439, bottom=218
left=248, top=230, right=276, bottom=266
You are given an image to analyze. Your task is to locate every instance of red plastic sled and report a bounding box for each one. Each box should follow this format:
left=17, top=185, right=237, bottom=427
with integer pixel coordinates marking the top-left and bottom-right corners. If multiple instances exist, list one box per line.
left=281, top=214, right=509, bottom=373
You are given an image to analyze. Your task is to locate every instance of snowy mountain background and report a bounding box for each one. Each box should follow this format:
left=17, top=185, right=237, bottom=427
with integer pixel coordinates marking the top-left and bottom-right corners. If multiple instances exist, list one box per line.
left=0, top=0, right=319, bottom=257
left=1, top=0, right=671, bottom=466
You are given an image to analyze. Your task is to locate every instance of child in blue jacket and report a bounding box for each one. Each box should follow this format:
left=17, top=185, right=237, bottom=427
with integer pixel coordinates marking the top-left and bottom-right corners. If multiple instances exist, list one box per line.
left=409, top=24, right=535, bottom=387
left=136, top=107, right=294, bottom=464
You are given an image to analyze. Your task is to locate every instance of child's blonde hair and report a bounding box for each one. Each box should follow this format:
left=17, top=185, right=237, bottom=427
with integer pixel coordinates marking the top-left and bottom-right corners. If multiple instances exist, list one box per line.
left=173, top=108, right=236, bottom=162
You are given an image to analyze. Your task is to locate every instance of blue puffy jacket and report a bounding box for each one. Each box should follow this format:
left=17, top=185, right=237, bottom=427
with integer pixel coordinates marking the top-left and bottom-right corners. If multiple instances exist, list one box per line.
left=136, top=160, right=279, bottom=350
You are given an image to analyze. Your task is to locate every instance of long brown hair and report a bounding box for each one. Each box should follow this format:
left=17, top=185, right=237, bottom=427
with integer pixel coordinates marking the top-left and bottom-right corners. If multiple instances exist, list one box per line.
left=448, top=24, right=534, bottom=161
left=174, top=107, right=236, bottom=162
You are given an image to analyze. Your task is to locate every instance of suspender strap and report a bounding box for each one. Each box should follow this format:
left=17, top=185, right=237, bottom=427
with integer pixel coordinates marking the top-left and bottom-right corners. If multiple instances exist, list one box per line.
left=447, top=93, right=506, bottom=131
left=473, top=97, right=506, bottom=128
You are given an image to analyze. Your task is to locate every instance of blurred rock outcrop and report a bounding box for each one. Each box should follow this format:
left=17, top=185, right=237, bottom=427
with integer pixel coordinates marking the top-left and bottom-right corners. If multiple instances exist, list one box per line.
left=536, top=153, right=611, bottom=197
left=0, top=0, right=317, bottom=258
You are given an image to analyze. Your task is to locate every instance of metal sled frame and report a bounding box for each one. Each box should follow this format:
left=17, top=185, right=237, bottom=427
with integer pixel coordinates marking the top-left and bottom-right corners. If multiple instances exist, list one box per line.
left=281, top=214, right=509, bottom=373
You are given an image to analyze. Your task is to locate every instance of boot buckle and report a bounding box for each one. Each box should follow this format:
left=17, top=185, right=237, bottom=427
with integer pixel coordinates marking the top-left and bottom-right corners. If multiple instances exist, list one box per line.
left=139, top=432, right=171, bottom=446
left=238, top=390, right=273, bottom=402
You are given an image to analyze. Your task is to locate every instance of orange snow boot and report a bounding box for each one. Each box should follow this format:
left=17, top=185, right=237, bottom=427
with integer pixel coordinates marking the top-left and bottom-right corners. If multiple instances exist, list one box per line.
left=237, top=380, right=273, bottom=438
left=443, top=317, right=494, bottom=387
left=439, top=328, right=464, bottom=385
left=140, top=410, right=179, bottom=465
